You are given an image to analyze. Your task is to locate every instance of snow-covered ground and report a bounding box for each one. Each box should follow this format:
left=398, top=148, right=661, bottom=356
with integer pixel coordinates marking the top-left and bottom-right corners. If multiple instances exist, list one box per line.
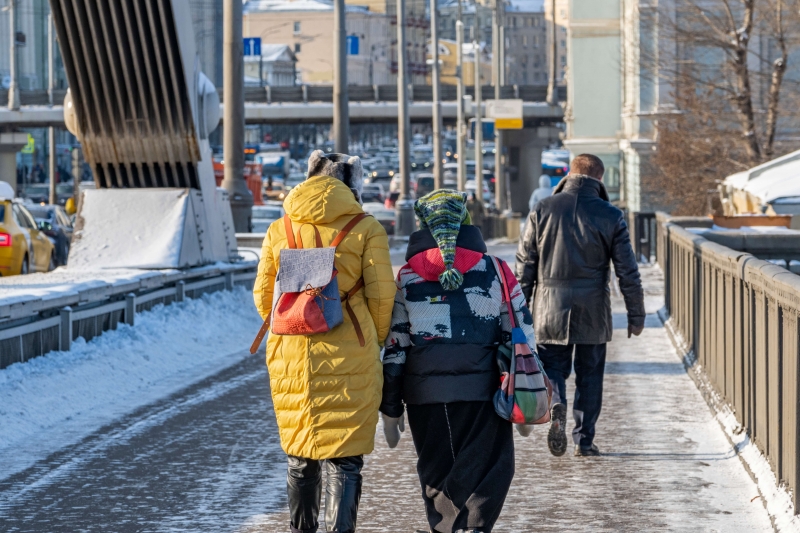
left=0, top=287, right=263, bottom=481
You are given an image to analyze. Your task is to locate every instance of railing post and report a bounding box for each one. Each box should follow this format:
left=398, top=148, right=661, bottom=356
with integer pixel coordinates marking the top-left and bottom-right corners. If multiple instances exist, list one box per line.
left=302, top=84, right=308, bottom=104
left=125, top=293, right=136, bottom=326
left=373, top=84, right=379, bottom=103
left=59, top=306, right=72, bottom=351
left=225, top=272, right=235, bottom=291
left=265, top=85, right=271, bottom=104
left=513, top=84, right=519, bottom=99
left=176, top=280, right=186, bottom=303
left=408, top=84, right=414, bottom=102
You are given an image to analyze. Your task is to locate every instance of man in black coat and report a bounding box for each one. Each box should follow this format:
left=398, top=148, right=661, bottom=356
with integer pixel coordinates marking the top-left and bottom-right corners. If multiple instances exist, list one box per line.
left=516, top=153, right=645, bottom=457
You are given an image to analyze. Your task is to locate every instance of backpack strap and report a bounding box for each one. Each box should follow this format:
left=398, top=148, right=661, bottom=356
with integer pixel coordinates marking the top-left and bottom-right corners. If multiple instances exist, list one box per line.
left=283, top=215, right=297, bottom=249
left=250, top=309, right=272, bottom=354
left=342, top=277, right=366, bottom=347
left=330, top=213, right=369, bottom=249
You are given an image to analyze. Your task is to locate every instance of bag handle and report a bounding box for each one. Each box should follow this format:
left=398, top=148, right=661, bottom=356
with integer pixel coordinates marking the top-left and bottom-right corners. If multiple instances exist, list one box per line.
left=491, top=256, right=516, bottom=329
left=296, top=223, right=323, bottom=249
left=282, top=213, right=368, bottom=250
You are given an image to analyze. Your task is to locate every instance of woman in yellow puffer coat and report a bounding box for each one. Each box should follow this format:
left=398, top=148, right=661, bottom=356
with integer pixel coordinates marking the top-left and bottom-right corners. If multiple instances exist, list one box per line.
left=253, top=151, right=395, bottom=533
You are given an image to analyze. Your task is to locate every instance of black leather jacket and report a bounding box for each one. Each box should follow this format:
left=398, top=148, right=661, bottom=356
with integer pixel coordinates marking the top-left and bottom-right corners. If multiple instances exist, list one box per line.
left=515, top=175, right=645, bottom=345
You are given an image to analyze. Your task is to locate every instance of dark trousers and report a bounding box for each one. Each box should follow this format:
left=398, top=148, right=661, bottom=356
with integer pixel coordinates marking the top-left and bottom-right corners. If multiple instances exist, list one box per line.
left=537, top=343, right=607, bottom=448
left=407, top=401, right=514, bottom=533
left=286, top=455, right=364, bottom=533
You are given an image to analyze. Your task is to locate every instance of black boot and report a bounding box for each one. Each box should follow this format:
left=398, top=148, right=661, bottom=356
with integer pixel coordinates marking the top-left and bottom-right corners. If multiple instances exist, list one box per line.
left=287, top=456, right=322, bottom=533
left=324, top=456, right=364, bottom=533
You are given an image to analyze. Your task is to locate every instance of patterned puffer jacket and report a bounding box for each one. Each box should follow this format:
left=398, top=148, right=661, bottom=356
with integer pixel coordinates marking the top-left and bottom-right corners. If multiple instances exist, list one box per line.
left=380, top=225, right=538, bottom=418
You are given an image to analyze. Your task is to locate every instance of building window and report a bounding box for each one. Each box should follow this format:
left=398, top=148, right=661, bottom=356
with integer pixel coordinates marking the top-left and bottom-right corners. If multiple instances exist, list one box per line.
left=534, top=17, right=540, bottom=26
left=561, top=55, right=566, bottom=65
left=295, top=43, right=301, bottom=53
left=561, top=39, right=566, bottom=47
left=294, top=21, right=301, bottom=34
left=523, top=35, right=528, bottom=47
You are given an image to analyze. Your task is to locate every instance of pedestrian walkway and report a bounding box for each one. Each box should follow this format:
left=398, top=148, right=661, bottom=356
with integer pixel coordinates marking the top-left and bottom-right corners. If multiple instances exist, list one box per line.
left=245, top=259, right=774, bottom=532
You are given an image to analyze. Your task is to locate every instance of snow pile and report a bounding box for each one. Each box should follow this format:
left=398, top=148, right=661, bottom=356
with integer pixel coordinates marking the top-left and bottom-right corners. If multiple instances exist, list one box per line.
left=715, top=400, right=800, bottom=532
left=0, top=286, right=263, bottom=480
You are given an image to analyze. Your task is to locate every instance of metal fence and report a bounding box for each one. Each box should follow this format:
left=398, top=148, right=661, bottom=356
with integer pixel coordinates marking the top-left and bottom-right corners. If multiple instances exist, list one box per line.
left=658, top=214, right=800, bottom=510
left=1, top=85, right=567, bottom=107
left=0, top=264, right=257, bottom=370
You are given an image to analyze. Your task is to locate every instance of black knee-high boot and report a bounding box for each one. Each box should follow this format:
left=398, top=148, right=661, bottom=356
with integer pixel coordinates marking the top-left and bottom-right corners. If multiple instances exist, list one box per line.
left=287, top=456, right=322, bottom=533
left=323, top=456, right=364, bottom=533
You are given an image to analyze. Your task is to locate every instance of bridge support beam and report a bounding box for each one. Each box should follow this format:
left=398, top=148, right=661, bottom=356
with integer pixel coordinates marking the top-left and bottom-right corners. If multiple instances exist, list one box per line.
left=0, top=133, right=27, bottom=194
left=504, top=126, right=559, bottom=214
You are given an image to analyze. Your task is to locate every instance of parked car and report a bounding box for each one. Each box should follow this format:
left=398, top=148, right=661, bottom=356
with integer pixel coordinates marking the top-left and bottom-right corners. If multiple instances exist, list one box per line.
left=251, top=201, right=285, bottom=233
left=362, top=202, right=396, bottom=235
left=361, top=183, right=386, bottom=204
left=25, top=204, right=74, bottom=266
left=0, top=187, right=56, bottom=275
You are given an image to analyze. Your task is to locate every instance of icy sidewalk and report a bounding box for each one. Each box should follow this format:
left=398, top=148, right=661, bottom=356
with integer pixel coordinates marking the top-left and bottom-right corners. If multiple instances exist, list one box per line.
left=0, top=287, right=262, bottom=481
left=246, top=262, right=776, bottom=533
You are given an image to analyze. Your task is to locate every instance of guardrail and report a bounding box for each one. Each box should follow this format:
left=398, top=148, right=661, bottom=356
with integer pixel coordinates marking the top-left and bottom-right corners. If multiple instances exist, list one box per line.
left=0, top=263, right=257, bottom=370
left=657, top=213, right=800, bottom=510
left=0, top=85, right=567, bottom=106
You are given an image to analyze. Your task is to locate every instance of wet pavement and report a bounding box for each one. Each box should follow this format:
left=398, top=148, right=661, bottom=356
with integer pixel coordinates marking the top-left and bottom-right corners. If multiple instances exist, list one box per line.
left=0, top=247, right=774, bottom=532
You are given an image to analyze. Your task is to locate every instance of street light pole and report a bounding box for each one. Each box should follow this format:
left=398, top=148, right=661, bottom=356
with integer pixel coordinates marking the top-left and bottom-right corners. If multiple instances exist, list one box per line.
left=222, top=0, right=253, bottom=233
left=48, top=13, right=57, bottom=205
left=473, top=8, right=483, bottom=205
left=395, top=0, right=415, bottom=236
left=333, top=0, right=350, bottom=152
left=8, top=0, right=20, bottom=111
left=455, top=2, right=466, bottom=192
left=493, top=0, right=505, bottom=212
left=546, top=0, right=557, bottom=105
left=430, top=0, right=443, bottom=190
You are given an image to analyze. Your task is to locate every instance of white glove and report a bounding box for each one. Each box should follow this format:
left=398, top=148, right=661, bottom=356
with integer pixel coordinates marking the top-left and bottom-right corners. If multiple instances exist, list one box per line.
left=382, top=412, right=405, bottom=448
left=515, top=424, right=533, bottom=437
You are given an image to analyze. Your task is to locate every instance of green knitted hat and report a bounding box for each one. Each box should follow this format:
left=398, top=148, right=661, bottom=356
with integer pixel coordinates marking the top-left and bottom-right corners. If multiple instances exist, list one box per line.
left=414, top=189, right=472, bottom=290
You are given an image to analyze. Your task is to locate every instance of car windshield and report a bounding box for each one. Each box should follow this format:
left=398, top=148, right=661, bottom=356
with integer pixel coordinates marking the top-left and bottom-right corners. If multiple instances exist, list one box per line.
left=0, top=205, right=4, bottom=223
left=25, top=206, right=53, bottom=221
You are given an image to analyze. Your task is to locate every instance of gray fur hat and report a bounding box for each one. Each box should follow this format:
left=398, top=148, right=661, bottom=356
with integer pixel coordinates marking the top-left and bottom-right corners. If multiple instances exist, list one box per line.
left=307, top=150, right=364, bottom=203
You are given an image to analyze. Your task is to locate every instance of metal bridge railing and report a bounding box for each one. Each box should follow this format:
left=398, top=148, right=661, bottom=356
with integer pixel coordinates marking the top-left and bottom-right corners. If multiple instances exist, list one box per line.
left=0, top=263, right=257, bottom=370
left=658, top=213, right=800, bottom=511
left=1, top=85, right=567, bottom=107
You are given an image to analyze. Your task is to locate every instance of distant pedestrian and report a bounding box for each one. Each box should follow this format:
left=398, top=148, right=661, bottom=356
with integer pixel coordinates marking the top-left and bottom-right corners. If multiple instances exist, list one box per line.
left=381, top=190, right=538, bottom=533
left=466, top=192, right=485, bottom=233
left=253, top=151, right=396, bottom=533
left=516, top=154, right=645, bottom=457
left=528, top=174, right=553, bottom=212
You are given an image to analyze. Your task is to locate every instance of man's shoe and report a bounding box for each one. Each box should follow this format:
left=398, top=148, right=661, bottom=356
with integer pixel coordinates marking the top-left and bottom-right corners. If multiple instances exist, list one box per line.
left=574, top=444, right=601, bottom=457
left=547, top=403, right=568, bottom=457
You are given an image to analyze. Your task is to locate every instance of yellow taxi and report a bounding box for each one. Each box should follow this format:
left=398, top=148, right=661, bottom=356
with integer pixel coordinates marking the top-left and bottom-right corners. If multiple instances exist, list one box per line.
left=0, top=184, right=56, bottom=276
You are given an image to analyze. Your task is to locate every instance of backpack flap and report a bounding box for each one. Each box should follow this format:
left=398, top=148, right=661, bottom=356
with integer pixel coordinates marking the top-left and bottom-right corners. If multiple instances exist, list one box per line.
left=278, top=247, right=336, bottom=292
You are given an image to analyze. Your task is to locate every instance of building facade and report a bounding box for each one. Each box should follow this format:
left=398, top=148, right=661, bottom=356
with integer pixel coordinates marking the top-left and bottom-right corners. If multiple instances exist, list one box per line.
left=244, top=45, right=298, bottom=86
left=243, top=0, right=396, bottom=85
left=544, top=0, right=569, bottom=85
left=503, top=8, right=547, bottom=85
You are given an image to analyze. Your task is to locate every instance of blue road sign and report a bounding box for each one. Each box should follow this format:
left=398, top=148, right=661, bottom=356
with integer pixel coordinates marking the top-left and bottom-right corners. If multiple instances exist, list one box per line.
left=346, top=35, right=359, bottom=55
left=243, top=37, right=262, bottom=56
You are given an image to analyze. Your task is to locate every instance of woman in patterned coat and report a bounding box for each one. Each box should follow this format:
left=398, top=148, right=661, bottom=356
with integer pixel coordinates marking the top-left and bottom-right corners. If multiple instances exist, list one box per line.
left=379, top=190, right=540, bottom=533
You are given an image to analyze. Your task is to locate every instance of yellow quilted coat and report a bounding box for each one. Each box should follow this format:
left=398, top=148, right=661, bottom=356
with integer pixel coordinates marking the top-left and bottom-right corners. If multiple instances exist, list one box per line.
left=253, top=176, right=396, bottom=459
